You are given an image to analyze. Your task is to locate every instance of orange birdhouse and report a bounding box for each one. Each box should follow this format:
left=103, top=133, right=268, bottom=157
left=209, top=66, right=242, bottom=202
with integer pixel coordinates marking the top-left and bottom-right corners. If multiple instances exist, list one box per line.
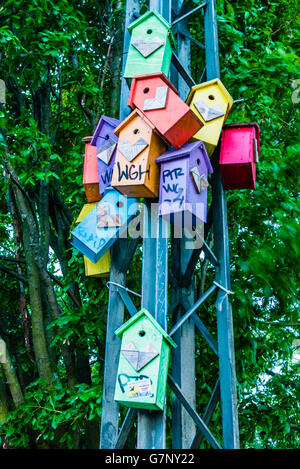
left=111, top=109, right=168, bottom=198
left=82, top=136, right=102, bottom=203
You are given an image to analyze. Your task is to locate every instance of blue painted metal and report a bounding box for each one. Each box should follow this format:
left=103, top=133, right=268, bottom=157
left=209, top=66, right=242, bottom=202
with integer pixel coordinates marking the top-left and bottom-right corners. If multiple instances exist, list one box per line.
left=170, top=0, right=197, bottom=448
left=136, top=0, right=171, bottom=450
left=204, top=0, right=240, bottom=449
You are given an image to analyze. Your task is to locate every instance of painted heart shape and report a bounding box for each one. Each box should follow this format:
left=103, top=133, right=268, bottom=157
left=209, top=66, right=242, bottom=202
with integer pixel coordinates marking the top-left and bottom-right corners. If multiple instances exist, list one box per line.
left=194, top=99, right=225, bottom=122
left=131, top=36, right=164, bottom=58
left=143, top=85, right=169, bottom=111
left=121, top=341, right=159, bottom=372
left=190, top=166, right=209, bottom=193
left=118, top=138, right=148, bottom=162
left=97, top=140, right=117, bottom=165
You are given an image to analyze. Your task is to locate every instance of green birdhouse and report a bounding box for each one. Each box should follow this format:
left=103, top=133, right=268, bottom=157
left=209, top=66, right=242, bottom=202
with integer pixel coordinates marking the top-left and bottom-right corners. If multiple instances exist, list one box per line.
left=114, top=308, right=176, bottom=411
left=124, top=10, right=176, bottom=81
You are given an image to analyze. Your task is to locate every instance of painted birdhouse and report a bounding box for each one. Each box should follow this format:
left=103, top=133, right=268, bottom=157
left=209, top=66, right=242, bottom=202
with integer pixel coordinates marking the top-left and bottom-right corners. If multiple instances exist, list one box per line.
left=124, top=10, right=176, bottom=81
left=156, top=141, right=213, bottom=227
left=219, top=123, right=260, bottom=190
left=128, top=73, right=202, bottom=149
left=71, top=187, right=138, bottom=263
left=82, top=136, right=102, bottom=203
left=186, top=78, right=234, bottom=156
left=76, top=203, right=111, bottom=278
left=90, top=115, right=121, bottom=195
left=111, top=109, right=167, bottom=198
left=114, top=308, right=176, bottom=410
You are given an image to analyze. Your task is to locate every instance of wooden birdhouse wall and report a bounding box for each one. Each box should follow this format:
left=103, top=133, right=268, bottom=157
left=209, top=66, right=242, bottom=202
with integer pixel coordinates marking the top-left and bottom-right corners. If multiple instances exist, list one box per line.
left=111, top=110, right=167, bottom=198
left=91, top=116, right=120, bottom=195
left=71, top=188, right=138, bottom=263
left=82, top=137, right=102, bottom=203
left=124, top=11, right=175, bottom=79
left=114, top=312, right=173, bottom=410
left=220, top=123, right=260, bottom=190
left=187, top=79, right=233, bottom=156
left=128, top=73, right=202, bottom=149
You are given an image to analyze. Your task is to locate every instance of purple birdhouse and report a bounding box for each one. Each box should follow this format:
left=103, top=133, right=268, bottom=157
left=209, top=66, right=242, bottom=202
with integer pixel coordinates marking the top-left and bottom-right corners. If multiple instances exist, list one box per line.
left=91, top=115, right=121, bottom=195
left=156, top=141, right=213, bottom=227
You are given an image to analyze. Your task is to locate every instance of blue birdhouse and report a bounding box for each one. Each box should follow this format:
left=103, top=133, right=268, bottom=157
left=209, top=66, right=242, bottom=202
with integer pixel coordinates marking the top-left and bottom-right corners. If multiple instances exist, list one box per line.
left=71, top=187, right=138, bottom=263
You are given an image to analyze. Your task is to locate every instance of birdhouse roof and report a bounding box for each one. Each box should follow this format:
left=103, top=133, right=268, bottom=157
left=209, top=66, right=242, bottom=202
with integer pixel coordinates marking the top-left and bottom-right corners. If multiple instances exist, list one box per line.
left=113, top=109, right=156, bottom=136
left=115, top=308, right=177, bottom=348
left=186, top=78, right=234, bottom=118
left=156, top=141, right=213, bottom=173
left=128, top=72, right=178, bottom=108
left=128, top=10, right=176, bottom=50
left=90, top=115, right=120, bottom=146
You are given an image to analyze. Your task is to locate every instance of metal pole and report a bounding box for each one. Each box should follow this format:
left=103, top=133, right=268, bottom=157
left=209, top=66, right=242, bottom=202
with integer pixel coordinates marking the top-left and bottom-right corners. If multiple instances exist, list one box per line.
left=99, top=0, right=141, bottom=449
left=170, top=0, right=197, bottom=449
left=136, top=0, right=171, bottom=449
left=204, top=0, right=240, bottom=449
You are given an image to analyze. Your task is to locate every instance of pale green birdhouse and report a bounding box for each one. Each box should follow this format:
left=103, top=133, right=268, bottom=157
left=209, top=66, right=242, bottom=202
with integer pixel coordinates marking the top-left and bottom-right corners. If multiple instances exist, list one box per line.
left=114, top=308, right=176, bottom=410
left=124, top=10, right=176, bottom=81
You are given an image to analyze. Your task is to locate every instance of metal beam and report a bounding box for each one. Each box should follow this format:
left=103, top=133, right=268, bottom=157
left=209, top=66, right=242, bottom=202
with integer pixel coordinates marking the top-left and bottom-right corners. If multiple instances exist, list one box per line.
left=171, top=52, right=196, bottom=89
left=99, top=0, right=141, bottom=449
left=115, top=408, right=137, bottom=449
left=171, top=2, right=207, bottom=27
left=190, top=379, right=220, bottom=449
left=204, top=0, right=240, bottom=449
left=137, top=201, right=169, bottom=449
left=167, top=374, right=222, bottom=449
left=169, top=283, right=217, bottom=336
left=170, top=0, right=197, bottom=448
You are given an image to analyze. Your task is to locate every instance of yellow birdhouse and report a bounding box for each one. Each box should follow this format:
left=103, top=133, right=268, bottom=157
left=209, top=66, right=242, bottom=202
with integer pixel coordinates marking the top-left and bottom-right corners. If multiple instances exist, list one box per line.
left=186, top=78, right=233, bottom=156
left=76, top=203, right=111, bottom=278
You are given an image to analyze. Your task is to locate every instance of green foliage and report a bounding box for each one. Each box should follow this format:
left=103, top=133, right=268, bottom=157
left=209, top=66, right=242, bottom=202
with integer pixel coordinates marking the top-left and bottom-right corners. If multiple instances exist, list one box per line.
left=2, top=372, right=102, bottom=449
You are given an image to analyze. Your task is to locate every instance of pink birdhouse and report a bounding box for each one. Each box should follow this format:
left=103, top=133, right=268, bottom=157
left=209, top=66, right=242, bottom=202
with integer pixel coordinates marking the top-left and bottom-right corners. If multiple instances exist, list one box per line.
left=219, top=123, right=260, bottom=190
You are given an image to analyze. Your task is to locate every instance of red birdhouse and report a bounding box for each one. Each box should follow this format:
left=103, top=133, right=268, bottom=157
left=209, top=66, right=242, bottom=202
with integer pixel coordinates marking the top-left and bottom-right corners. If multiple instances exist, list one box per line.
left=219, top=123, right=260, bottom=190
left=82, top=136, right=102, bottom=202
left=128, top=72, right=202, bottom=149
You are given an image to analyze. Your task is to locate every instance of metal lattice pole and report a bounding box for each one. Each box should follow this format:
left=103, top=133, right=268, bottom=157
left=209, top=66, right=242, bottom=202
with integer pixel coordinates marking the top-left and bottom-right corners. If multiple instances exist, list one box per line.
left=100, top=0, right=239, bottom=450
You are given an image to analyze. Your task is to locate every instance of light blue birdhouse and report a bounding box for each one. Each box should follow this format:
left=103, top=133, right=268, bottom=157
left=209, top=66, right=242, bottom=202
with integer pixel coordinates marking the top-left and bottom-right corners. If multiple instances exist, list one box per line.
left=71, top=187, right=138, bottom=263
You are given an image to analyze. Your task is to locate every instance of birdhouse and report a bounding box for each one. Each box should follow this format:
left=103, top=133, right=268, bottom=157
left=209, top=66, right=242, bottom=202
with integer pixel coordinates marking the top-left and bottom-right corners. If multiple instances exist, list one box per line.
left=114, top=308, right=176, bottom=410
left=219, top=122, right=260, bottom=190
left=82, top=136, right=102, bottom=203
left=71, top=187, right=138, bottom=263
left=128, top=73, right=202, bottom=149
left=186, top=78, right=234, bottom=156
left=75, top=203, right=111, bottom=277
left=124, top=10, right=176, bottom=81
left=111, top=109, right=167, bottom=198
left=156, top=141, right=213, bottom=227
left=90, top=115, right=121, bottom=195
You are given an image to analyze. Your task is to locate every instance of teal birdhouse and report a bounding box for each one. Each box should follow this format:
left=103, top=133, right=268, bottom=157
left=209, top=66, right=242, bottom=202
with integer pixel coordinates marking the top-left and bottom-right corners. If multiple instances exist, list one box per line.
left=114, top=308, right=176, bottom=411
left=124, top=10, right=176, bottom=81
